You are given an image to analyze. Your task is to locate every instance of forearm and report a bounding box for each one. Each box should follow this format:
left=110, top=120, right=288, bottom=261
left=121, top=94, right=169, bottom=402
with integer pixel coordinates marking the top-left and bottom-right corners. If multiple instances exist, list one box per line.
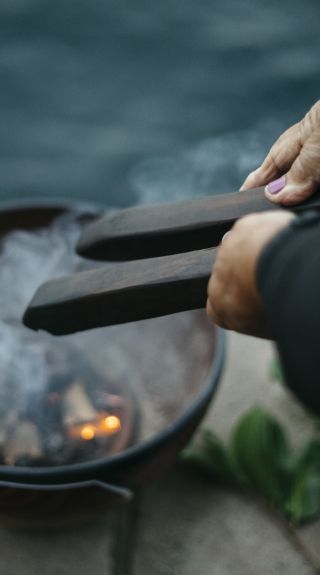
left=257, top=211, right=320, bottom=414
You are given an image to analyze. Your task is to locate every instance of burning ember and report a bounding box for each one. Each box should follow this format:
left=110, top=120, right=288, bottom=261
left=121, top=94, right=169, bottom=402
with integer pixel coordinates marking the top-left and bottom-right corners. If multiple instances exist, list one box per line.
left=71, top=415, right=122, bottom=442
left=62, top=382, right=122, bottom=442
left=0, top=215, right=136, bottom=468
left=68, top=408, right=122, bottom=441
left=0, top=347, right=135, bottom=468
left=0, top=352, right=135, bottom=468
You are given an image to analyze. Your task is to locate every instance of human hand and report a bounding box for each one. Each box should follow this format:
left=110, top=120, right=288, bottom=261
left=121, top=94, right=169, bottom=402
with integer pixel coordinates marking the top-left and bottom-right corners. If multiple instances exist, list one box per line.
left=206, top=211, right=295, bottom=338
left=240, top=100, right=320, bottom=206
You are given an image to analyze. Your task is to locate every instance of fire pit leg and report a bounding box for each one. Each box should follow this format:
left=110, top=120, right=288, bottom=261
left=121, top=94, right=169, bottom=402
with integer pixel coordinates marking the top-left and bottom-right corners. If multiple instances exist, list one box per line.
left=111, top=491, right=141, bottom=575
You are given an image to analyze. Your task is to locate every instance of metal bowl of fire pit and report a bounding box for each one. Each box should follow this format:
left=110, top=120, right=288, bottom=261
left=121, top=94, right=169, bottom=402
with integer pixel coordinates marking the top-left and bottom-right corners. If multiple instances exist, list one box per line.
left=0, top=200, right=225, bottom=523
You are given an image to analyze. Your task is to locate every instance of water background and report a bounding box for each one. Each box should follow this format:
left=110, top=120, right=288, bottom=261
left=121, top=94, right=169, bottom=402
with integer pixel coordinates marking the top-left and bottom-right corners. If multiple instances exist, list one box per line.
left=1, top=0, right=320, bottom=207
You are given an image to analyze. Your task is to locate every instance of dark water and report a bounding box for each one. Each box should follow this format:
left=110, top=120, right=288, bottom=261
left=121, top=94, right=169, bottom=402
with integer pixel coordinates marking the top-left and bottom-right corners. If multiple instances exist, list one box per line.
left=1, top=0, right=320, bottom=207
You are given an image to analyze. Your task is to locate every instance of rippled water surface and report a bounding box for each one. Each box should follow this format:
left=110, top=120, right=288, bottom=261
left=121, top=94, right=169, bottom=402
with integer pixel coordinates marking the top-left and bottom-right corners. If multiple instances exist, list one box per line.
left=1, top=0, right=320, bottom=206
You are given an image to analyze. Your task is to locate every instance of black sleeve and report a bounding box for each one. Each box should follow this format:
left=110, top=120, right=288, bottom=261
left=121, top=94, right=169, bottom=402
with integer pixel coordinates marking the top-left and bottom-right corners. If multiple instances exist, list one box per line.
left=257, top=211, right=320, bottom=415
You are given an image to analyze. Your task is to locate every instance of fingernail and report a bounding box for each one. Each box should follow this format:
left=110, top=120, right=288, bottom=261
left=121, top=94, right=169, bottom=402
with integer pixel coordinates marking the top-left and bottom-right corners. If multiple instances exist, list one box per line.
left=222, top=231, right=230, bottom=243
left=266, top=175, right=286, bottom=195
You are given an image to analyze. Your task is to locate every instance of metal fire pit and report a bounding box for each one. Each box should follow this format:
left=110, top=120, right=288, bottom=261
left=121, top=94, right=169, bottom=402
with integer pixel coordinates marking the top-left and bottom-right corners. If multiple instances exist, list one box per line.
left=0, top=200, right=225, bottom=524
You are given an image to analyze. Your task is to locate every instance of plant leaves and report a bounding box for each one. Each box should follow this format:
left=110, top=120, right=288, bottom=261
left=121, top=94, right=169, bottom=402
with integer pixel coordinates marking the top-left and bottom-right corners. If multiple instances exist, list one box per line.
left=297, top=439, right=320, bottom=473
left=285, top=469, right=320, bottom=525
left=285, top=439, right=320, bottom=524
left=183, top=407, right=320, bottom=526
left=228, top=407, right=294, bottom=506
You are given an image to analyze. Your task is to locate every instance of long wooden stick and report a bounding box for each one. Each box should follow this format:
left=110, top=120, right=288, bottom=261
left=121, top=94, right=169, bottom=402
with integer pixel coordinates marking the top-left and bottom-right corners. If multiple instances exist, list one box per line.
left=24, top=187, right=320, bottom=335
left=76, top=187, right=320, bottom=261
left=23, top=248, right=215, bottom=335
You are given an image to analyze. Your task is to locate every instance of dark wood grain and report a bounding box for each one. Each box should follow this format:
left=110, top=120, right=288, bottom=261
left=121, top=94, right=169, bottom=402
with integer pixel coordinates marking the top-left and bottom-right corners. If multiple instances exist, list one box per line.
left=23, top=248, right=215, bottom=335
left=76, top=187, right=320, bottom=261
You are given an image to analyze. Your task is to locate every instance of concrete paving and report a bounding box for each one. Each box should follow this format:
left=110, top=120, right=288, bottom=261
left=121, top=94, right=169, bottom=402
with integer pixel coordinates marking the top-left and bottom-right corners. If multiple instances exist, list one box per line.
left=135, top=467, right=316, bottom=575
left=0, top=332, right=319, bottom=575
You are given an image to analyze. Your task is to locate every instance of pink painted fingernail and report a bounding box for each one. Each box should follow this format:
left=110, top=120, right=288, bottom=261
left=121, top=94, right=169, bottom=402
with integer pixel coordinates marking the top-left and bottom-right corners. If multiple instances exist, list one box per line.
left=266, top=175, right=286, bottom=195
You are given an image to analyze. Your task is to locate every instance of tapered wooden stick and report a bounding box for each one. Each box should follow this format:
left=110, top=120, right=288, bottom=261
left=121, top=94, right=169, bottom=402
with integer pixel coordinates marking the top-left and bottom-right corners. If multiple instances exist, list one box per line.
left=76, top=187, right=320, bottom=261
left=24, top=186, right=320, bottom=335
left=23, top=248, right=215, bottom=335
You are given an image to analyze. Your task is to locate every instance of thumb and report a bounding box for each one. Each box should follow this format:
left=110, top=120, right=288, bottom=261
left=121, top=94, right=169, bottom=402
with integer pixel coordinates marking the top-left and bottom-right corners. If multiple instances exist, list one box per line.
left=265, top=128, right=320, bottom=205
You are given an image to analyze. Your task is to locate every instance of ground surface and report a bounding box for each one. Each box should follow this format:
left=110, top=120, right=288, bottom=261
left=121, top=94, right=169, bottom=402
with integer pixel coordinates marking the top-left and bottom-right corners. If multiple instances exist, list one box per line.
left=0, top=332, right=319, bottom=575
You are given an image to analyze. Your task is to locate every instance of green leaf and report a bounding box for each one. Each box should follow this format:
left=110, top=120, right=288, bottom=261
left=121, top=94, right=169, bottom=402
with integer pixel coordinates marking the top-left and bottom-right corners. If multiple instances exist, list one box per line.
left=229, top=407, right=294, bottom=506
left=285, top=439, right=320, bottom=524
left=285, top=470, right=320, bottom=525
left=297, top=440, right=320, bottom=473
left=183, top=409, right=320, bottom=526
left=183, top=430, right=233, bottom=482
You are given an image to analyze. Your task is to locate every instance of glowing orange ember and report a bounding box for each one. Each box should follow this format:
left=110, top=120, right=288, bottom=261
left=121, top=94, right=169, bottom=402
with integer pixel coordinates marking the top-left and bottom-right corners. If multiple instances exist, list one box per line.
left=103, top=415, right=121, bottom=433
left=69, top=413, right=122, bottom=441
left=80, top=425, right=96, bottom=441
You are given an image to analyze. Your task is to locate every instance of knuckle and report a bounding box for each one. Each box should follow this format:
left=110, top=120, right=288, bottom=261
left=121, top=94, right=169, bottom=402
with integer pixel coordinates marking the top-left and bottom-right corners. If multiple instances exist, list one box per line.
left=280, top=187, right=312, bottom=205
left=233, top=216, right=248, bottom=231
left=259, top=148, right=279, bottom=178
left=207, top=274, right=215, bottom=297
left=211, top=307, right=228, bottom=328
left=302, top=102, right=320, bottom=136
left=206, top=298, right=214, bottom=320
left=206, top=297, right=226, bottom=327
left=234, top=213, right=258, bottom=230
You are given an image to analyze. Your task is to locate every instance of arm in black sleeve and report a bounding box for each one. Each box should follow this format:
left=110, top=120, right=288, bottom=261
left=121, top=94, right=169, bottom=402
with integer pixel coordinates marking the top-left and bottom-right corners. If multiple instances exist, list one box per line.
left=257, top=211, right=320, bottom=415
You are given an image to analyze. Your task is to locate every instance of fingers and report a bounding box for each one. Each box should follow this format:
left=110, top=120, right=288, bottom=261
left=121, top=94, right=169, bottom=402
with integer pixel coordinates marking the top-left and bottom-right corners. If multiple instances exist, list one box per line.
left=265, top=126, right=320, bottom=205
left=240, top=101, right=320, bottom=205
left=206, top=211, right=295, bottom=334
left=240, top=123, right=302, bottom=190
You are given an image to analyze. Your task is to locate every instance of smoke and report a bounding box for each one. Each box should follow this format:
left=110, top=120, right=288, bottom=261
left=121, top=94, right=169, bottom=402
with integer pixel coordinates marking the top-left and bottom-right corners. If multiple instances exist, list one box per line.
left=0, top=215, right=82, bottom=412
left=131, top=121, right=284, bottom=204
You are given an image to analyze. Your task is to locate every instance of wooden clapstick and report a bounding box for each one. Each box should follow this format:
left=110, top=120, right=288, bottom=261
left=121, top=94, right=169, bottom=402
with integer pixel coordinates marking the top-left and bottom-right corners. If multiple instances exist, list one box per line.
left=23, top=248, right=215, bottom=335
left=76, top=187, right=320, bottom=261
left=23, top=187, right=320, bottom=336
